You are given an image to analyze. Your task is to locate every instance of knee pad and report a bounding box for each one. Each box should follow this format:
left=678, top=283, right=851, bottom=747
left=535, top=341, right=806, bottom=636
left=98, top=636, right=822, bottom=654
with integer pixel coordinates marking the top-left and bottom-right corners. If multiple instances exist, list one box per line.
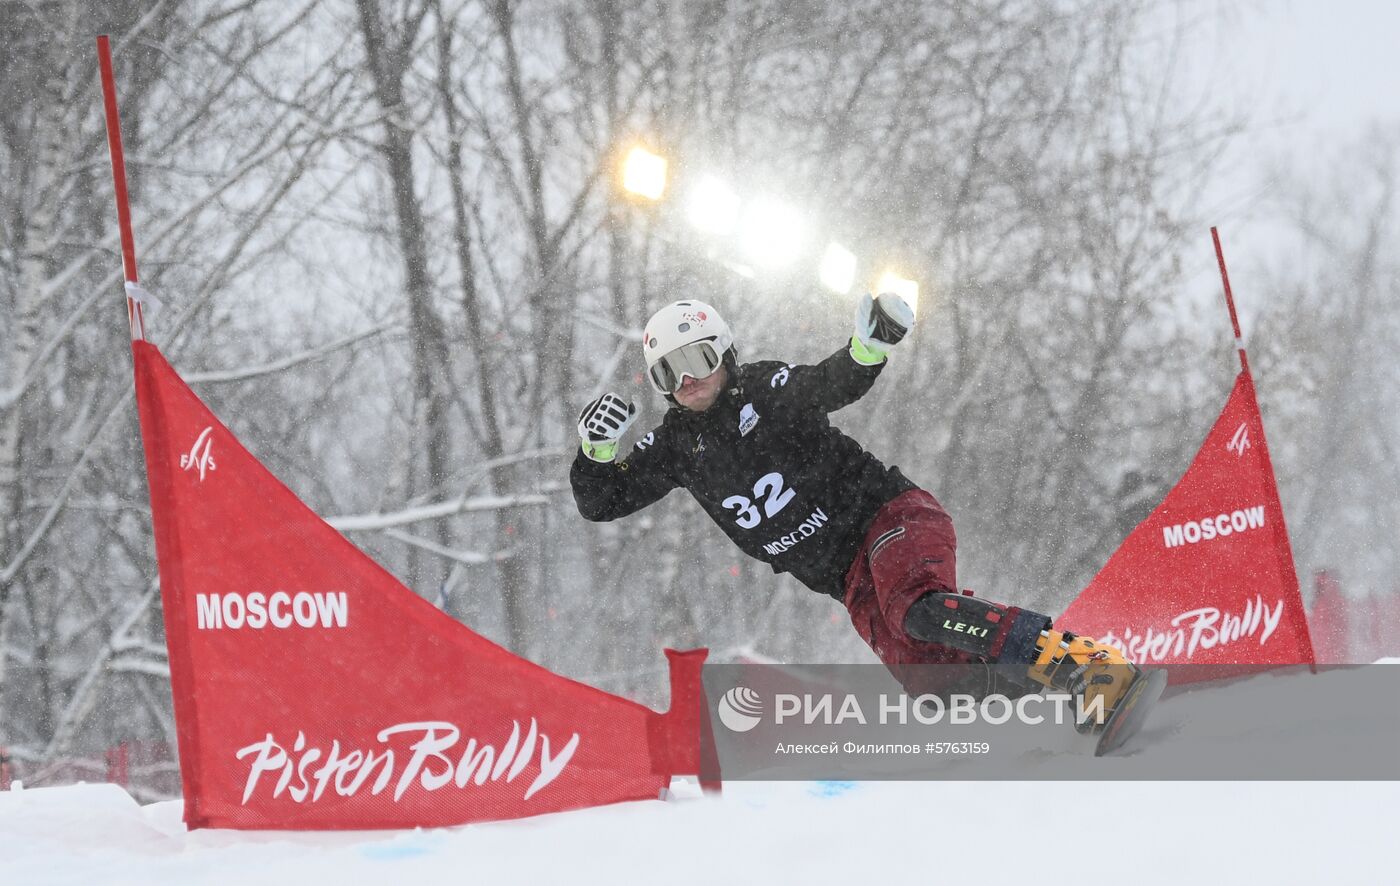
left=903, top=591, right=1051, bottom=663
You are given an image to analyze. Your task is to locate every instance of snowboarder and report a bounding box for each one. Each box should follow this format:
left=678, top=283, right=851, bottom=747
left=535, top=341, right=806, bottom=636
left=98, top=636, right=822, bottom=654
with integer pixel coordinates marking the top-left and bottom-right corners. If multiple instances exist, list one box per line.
left=570, top=295, right=1152, bottom=741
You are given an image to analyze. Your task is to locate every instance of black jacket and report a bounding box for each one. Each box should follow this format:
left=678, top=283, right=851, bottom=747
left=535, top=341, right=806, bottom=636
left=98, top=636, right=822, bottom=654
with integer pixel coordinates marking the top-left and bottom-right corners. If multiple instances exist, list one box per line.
left=570, top=345, right=916, bottom=599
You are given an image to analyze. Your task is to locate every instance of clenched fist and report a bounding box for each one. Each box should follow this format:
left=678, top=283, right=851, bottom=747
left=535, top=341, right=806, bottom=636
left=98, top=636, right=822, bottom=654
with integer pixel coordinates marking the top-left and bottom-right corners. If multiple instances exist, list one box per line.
left=576, top=392, right=637, bottom=462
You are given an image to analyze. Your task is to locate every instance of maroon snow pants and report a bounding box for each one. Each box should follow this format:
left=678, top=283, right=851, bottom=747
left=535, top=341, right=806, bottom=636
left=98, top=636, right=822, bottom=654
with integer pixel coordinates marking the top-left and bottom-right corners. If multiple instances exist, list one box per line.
left=843, top=489, right=971, bottom=668
left=842, top=489, right=1036, bottom=698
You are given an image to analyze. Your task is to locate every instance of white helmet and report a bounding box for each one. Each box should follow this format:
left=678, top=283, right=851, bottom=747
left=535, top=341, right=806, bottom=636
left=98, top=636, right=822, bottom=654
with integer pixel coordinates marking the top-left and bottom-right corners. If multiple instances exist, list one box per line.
left=642, top=300, right=733, bottom=394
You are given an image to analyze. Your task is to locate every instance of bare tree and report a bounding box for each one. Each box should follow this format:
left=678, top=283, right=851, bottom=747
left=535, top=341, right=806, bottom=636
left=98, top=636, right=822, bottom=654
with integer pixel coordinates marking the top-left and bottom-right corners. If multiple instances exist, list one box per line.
left=1248, top=127, right=1400, bottom=602
left=0, top=0, right=379, bottom=788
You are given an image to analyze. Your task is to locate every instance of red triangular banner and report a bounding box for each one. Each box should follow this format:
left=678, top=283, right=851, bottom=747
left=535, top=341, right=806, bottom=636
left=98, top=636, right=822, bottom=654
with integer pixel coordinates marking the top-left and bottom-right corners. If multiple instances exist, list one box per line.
left=1061, top=372, right=1316, bottom=675
left=133, top=341, right=711, bottom=829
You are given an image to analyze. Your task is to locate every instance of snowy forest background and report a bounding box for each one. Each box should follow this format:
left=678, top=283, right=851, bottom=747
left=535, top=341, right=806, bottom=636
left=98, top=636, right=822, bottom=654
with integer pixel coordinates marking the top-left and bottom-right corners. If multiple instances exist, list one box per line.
left=1, top=0, right=1397, bottom=798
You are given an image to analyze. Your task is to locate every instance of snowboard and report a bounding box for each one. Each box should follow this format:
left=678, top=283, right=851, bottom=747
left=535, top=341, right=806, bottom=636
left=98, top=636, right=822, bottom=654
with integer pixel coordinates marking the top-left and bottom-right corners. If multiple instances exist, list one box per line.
left=1094, top=668, right=1168, bottom=756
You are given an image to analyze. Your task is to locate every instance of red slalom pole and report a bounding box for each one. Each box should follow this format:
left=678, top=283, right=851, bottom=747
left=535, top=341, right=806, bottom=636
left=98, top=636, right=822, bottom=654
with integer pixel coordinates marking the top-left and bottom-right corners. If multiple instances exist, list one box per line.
left=1210, top=226, right=1319, bottom=670
left=1210, top=226, right=1249, bottom=374
left=97, top=34, right=145, bottom=340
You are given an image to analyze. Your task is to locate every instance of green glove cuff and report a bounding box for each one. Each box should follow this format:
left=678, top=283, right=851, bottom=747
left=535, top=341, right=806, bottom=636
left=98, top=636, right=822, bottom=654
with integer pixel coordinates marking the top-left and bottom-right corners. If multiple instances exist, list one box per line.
left=581, top=439, right=619, bottom=463
left=849, top=335, right=888, bottom=366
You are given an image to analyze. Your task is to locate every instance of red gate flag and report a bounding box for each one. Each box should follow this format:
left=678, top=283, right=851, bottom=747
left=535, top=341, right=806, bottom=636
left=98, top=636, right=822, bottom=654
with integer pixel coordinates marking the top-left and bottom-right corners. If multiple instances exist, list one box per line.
left=1309, top=570, right=1351, bottom=663
left=133, top=340, right=711, bottom=829
left=1060, top=371, right=1315, bottom=673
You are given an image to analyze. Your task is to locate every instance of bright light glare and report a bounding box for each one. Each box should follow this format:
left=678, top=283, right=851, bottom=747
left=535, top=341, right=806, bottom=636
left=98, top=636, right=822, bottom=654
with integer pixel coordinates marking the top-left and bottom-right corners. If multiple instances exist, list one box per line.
left=739, top=198, right=804, bottom=268
left=875, top=271, right=920, bottom=314
left=621, top=146, right=667, bottom=200
left=819, top=243, right=857, bottom=294
left=686, top=176, right=740, bottom=234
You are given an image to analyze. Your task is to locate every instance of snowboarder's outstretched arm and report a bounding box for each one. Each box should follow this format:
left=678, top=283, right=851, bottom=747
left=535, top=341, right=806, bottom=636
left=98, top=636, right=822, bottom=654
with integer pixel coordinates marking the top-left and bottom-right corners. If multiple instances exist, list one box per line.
left=766, top=344, right=886, bottom=414
left=571, top=392, right=679, bottom=521
left=766, top=291, right=916, bottom=414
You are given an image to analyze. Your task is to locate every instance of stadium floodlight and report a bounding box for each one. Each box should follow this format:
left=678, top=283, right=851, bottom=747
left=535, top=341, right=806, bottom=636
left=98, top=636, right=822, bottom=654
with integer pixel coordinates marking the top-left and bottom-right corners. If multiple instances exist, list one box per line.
left=875, top=270, right=920, bottom=313
left=818, top=242, right=857, bottom=294
left=686, top=176, right=741, bottom=235
left=621, top=146, right=667, bottom=200
left=739, top=197, right=804, bottom=268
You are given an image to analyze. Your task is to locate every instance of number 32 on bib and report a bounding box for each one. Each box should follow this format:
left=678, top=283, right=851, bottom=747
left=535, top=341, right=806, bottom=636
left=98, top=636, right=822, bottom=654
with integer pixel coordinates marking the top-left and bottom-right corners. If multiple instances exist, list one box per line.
left=722, top=471, right=797, bottom=529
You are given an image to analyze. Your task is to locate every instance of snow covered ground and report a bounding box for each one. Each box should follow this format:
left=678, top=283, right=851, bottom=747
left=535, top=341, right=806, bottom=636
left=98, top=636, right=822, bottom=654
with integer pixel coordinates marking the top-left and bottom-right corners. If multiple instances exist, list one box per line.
left=4, top=665, right=1397, bottom=886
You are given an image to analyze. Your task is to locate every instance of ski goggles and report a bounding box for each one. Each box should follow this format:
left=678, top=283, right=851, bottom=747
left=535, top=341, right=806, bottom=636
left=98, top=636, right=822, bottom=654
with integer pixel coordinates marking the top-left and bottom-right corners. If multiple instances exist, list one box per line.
left=648, top=339, right=722, bottom=394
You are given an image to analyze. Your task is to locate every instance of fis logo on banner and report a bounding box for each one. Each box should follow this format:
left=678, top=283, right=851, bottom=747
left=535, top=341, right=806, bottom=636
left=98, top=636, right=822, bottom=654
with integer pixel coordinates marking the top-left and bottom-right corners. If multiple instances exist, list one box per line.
left=1227, top=422, right=1250, bottom=457
left=1162, top=505, right=1265, bottom=549
left=180, top=426, right=216, bottom=481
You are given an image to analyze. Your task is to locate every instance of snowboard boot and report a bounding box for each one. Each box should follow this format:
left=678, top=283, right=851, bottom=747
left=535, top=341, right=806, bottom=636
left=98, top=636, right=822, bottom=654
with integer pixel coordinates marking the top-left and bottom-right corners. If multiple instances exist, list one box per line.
left=901, top=592, right=1145, bottom=733
left=1025, top=629, right=1140, bottom=733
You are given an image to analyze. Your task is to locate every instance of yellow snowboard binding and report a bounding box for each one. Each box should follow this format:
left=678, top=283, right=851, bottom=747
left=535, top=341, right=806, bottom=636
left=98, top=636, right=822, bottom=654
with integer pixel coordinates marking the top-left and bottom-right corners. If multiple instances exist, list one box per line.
left=1026, top=630, right=1140, bottom=732
left=901, top=592, right=1167, bottom=755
